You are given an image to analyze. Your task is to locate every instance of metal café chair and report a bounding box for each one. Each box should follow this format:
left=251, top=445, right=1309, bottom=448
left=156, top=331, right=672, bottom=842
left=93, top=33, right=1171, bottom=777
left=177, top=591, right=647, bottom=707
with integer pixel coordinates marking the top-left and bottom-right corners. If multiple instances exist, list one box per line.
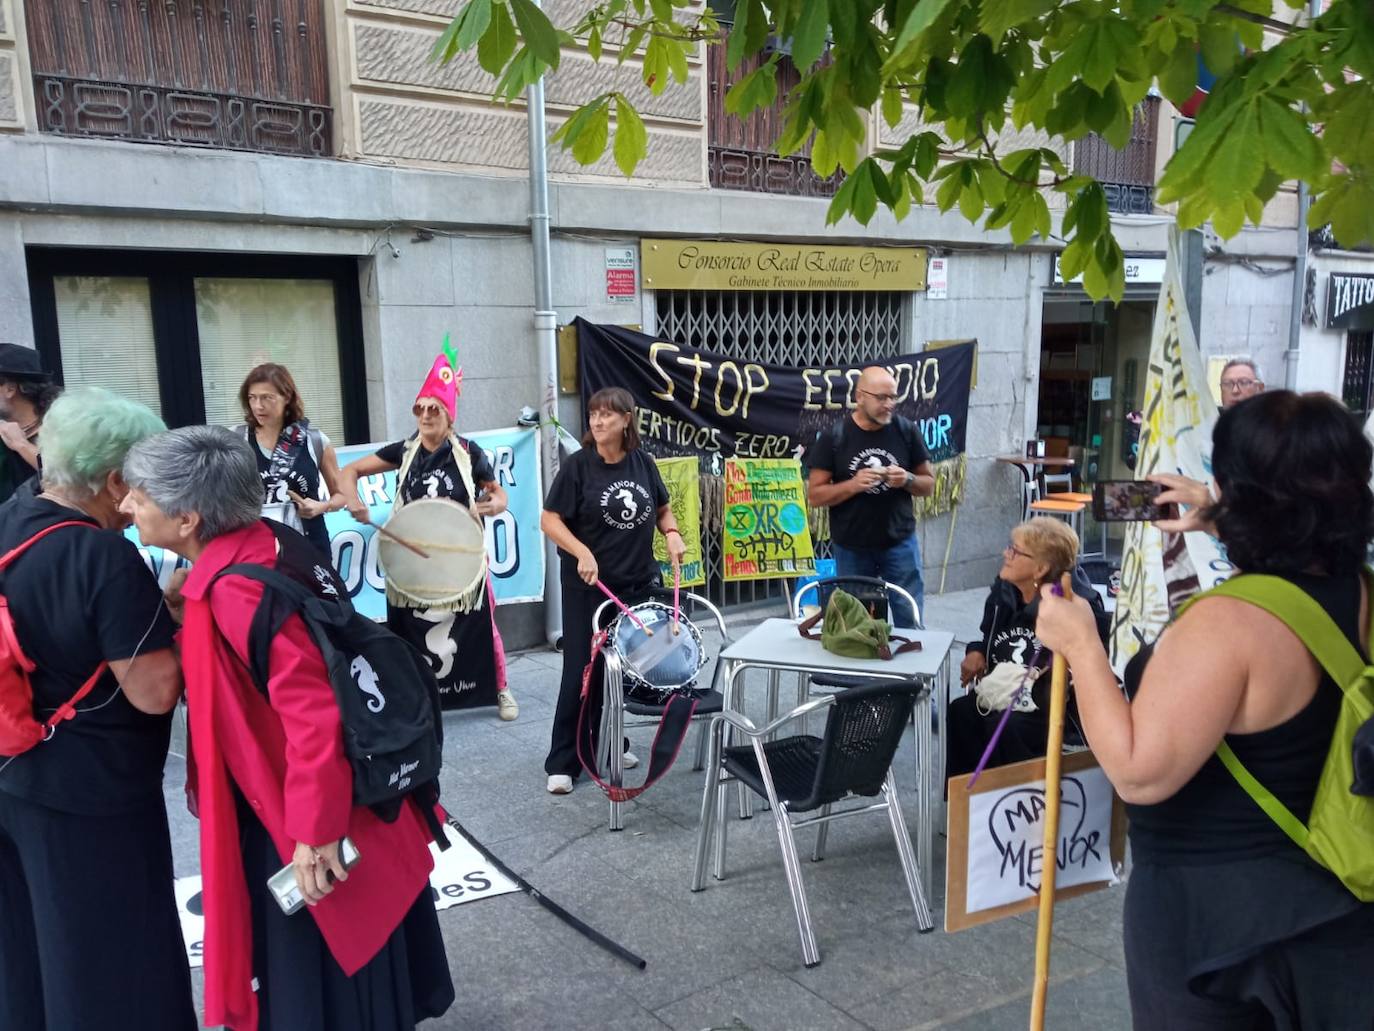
left=593, top=588, right=729, bottom=832
left=691, top=679, right=935, bottom=967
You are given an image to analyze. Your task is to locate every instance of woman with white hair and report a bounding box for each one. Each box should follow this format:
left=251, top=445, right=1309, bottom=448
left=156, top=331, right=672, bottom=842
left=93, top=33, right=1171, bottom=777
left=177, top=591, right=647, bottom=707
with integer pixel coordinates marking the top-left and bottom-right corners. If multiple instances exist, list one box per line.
left=0, top=387, right=194, bottom=1030
left=121, top=425, right=453, bottom=1031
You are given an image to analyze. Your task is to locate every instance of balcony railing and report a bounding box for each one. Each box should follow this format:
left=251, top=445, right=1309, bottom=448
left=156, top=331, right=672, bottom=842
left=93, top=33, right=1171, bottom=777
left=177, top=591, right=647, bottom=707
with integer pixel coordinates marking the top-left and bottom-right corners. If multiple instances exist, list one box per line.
left=1075, top=96, right=1160, bottom=216
left=26, top=1, right=331, bottom=158
left=706, top=45, right=842, bottom=198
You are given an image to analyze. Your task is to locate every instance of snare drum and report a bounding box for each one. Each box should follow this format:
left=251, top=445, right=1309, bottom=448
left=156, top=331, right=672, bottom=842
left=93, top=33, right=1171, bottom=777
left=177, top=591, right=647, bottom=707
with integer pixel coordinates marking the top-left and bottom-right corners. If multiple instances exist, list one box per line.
left=605, top=602, right=707, bottom=705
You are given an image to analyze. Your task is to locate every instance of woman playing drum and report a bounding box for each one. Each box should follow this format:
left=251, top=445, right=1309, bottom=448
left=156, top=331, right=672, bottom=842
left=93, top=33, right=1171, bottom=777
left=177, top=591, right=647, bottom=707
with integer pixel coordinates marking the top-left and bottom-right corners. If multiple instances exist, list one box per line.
left=234, top=363, right=348, bottom=560
left=338, top=345, right=518, bottom=720
left=541, top=387, right=686, bottom=795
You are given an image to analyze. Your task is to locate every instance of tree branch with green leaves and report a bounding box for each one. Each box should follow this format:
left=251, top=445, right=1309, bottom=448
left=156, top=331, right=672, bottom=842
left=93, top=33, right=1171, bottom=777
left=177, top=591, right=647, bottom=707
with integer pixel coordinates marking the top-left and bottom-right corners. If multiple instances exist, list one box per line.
left=432, top=0, right=1374, bottom=301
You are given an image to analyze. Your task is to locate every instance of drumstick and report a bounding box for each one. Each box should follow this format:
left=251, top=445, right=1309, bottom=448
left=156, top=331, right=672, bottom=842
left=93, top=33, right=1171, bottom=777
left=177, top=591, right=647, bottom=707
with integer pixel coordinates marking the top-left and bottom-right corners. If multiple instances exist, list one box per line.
left=672, top=565, right=681, bottom=637
left=291, top=490, right=431, bottom=559
left=594, top=580, right=653, bottom=635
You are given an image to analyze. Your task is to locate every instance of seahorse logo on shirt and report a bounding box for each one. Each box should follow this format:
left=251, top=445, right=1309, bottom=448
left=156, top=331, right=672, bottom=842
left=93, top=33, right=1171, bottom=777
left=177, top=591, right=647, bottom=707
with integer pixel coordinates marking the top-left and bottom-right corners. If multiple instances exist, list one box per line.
left=349, top=655, right=386, bottom=713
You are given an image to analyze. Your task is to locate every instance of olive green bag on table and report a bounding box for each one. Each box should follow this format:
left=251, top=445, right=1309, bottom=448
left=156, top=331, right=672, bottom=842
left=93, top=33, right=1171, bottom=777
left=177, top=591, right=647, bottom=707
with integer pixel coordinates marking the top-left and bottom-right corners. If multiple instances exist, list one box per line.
left=1179, top=572, right=1374, bottom=901
left=796, top=588, right=922, bottom=661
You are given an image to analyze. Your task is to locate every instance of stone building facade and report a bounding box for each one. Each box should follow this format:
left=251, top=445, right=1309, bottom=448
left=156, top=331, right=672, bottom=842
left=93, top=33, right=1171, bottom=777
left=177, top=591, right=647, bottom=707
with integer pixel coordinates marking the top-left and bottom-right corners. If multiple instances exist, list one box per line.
left=0, top=0, right=1346, bottom=645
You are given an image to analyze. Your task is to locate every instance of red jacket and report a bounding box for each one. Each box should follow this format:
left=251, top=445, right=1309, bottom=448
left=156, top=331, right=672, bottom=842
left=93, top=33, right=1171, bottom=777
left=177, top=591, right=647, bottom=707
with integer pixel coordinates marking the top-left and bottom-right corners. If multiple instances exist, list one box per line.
left=180, top=521, right=437, bottom=1031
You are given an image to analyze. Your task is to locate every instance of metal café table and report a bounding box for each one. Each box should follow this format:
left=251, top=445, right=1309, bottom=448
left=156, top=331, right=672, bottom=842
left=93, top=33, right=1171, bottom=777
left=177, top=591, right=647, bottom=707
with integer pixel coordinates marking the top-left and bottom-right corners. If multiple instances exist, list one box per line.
left=701, top=617, right=955, bottom=898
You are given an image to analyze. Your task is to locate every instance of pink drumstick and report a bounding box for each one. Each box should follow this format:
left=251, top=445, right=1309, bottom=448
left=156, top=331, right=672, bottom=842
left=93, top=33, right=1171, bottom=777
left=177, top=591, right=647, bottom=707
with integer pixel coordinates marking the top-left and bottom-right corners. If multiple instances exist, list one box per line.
left=595, top=580, right=653, bottom=635
left=672, top=566, right=681, bottom=636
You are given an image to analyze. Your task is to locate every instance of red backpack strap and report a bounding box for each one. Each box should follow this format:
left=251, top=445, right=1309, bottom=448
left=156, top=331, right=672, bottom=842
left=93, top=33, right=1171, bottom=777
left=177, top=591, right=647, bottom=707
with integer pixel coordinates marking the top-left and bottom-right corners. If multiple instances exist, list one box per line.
left=41, top=661, right=111, bottom=737
left=0, top=520, right=96, bottom=571
left=0, top=520, right=106, bottom=737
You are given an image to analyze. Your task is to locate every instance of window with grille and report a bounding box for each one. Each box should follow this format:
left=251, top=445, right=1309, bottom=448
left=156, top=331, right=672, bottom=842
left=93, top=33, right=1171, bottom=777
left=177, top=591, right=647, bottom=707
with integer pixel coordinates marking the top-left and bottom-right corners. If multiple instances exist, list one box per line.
left=1343, top=331, right=1374, bottom=419
left=653, top=289, right=908, bottom=608
left=1073, top=97, right=1161, bottom=216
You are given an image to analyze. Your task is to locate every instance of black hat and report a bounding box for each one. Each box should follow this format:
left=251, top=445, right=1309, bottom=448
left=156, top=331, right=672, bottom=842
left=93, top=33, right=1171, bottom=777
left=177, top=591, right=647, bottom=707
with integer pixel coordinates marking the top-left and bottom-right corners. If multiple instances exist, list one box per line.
left=0, top=344, right=50, bottom=382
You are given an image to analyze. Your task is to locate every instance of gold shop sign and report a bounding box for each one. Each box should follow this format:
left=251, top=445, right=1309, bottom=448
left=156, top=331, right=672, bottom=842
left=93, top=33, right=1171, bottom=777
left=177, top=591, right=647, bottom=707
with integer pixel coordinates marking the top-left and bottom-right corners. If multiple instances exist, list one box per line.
left=641, top=239, right=928, bottom=292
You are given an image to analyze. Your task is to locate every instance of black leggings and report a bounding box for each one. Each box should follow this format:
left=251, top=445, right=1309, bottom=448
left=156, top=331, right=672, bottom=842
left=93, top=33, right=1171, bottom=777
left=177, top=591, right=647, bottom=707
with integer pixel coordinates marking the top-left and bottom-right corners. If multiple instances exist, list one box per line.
left=544, top=579, right=651, bottom=778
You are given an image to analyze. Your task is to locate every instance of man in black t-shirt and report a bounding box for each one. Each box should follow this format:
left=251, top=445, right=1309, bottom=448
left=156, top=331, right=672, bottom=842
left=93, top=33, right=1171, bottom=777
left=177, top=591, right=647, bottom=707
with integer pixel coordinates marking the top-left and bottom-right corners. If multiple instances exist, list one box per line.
left=807, top=365, right=935, bottom=628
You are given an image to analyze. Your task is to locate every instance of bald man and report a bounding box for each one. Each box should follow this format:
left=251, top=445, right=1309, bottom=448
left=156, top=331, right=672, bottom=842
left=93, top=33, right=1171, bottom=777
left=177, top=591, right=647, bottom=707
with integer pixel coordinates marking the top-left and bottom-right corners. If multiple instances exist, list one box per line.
left=807, top=366, right=935, bottom=627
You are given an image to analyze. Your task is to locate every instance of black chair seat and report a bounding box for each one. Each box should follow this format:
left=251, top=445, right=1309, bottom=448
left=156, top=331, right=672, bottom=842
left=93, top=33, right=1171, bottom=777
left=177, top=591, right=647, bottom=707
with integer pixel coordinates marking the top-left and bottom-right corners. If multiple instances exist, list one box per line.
left=625, top=688, right=724, bottom=718
left=723, top=736, right=826, bottom=809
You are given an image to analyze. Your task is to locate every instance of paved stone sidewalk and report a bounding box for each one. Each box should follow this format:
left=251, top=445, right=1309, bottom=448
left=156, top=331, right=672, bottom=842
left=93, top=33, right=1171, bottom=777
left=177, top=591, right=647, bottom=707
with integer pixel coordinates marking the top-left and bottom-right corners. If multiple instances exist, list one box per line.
left=168, top=588, right=1132, bottom=1030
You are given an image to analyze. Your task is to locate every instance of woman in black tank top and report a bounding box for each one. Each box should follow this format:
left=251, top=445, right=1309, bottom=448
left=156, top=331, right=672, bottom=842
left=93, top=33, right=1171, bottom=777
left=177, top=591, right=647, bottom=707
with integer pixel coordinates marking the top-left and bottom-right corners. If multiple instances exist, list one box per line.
left=1036, top=392, right=1374, bottom=1030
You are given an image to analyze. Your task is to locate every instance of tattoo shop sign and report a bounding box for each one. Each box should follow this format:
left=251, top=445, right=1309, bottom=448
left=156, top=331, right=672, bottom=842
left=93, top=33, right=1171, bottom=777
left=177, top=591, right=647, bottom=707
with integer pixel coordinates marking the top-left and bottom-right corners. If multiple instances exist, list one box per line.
left=128, top=426, right=546, bottom=617
left=575, top=318, right=974, bottom=465
left=944, top=752, right=1127, bottom=932
left=723, top=458, right=816, bottom=581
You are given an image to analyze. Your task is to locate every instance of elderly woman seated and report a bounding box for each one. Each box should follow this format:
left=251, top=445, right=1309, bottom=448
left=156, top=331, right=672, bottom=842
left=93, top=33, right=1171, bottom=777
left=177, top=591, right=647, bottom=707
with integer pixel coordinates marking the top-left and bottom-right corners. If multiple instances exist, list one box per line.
left=945, top=516, right=1108, bottom=780
left=0, top=387, right=195, bottom=1030
left=120, top=425, right=454, bottom=1031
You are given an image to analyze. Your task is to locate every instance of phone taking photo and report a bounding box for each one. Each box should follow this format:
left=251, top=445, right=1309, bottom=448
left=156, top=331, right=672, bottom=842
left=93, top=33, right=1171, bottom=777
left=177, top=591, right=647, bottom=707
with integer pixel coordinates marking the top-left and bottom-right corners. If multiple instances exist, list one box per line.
left=267, top=837, right=361, bottom=916
left=1092, top=479, right=1164, bottom=522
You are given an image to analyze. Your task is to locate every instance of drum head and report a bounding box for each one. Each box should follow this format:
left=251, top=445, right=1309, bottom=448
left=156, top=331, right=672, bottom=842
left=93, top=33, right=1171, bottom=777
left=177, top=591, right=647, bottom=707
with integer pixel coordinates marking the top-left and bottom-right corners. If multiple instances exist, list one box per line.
left=611, top=603, right=705, bottom=695
left=379, top=497, right=486, bottom=605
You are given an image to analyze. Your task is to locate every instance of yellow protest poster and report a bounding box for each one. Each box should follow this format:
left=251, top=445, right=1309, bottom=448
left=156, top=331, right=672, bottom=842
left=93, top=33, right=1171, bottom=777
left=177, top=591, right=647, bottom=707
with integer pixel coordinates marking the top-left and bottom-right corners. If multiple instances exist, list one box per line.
left=653, top=456, right=705, bottom=587
left=722, top=458, right=816, bottom=581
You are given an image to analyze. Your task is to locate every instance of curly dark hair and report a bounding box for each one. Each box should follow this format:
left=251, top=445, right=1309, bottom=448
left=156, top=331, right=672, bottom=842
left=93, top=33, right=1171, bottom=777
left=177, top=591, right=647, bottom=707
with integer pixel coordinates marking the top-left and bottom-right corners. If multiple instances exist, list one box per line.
left=1205, top=391, right=1374, bottom=575
left=12, top=379, right=61, bottom=418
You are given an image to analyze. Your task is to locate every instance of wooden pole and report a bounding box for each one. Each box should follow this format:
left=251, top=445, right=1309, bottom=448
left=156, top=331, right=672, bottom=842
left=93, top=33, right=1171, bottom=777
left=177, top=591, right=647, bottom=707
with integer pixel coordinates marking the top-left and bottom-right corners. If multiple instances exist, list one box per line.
left=1030, top=572, right=1074, bottom=1030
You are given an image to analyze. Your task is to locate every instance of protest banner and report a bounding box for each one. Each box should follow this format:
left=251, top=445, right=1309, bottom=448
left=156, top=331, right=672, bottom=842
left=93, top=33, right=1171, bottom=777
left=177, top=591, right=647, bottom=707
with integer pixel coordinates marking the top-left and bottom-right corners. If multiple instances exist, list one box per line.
left=1110, top=233, right=1228, bottom=673
left=722, top=458, right=815, bottom=581
left=945, top=752, right=1127, bottom=932
left=575, top=318, right=974, bottom=517
left=653, top=455, right=705, bottom=587
left=128, top=426, right=545, bottom=617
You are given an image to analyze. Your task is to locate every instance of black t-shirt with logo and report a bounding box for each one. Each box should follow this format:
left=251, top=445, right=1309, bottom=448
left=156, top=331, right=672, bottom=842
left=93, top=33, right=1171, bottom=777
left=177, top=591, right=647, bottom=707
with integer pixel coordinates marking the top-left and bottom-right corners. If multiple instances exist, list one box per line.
left=543, top=447, right=669, bottom=591
left=809, top=415, right=931, bottom=549
left=0, top=495, right=177, bottom=814
left=376, top=435, right=496, bottom=506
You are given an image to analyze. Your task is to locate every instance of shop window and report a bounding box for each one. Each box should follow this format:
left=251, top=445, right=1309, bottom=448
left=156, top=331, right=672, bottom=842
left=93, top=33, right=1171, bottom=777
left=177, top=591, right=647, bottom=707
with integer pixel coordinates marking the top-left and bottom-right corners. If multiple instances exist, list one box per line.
left=28, top=250, right=367, bottom=441
left=1342, top=331, right=1374, bottom=419
left=52, top=276, right=163, bottom=416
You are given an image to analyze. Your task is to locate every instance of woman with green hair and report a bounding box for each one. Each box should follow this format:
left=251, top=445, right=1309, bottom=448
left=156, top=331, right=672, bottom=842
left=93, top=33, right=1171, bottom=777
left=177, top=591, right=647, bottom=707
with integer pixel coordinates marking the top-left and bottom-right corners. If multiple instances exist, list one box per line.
left=0, top=386, right=195, bottom=1030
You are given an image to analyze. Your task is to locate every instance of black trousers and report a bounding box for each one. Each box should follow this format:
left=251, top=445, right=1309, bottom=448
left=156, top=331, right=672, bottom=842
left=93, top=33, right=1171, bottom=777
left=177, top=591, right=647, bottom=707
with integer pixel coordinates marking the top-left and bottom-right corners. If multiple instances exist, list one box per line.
left=544, top=579, right=651, bottom=778
left=0, top=788, right=197, bottom=1031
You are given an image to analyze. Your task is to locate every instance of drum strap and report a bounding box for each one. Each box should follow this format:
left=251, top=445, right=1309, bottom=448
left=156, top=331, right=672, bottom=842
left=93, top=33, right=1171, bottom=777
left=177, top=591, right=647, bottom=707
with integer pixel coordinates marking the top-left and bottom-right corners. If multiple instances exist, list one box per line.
left=575, top=629, right=699, bottom=803
left=390, top=432, right=486, bottom=614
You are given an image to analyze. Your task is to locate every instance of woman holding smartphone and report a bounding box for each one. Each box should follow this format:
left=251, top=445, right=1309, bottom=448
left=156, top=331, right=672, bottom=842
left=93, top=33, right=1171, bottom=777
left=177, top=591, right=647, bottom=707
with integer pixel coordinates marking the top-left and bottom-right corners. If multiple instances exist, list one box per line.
left=121, top=425, right=454, bottom=1031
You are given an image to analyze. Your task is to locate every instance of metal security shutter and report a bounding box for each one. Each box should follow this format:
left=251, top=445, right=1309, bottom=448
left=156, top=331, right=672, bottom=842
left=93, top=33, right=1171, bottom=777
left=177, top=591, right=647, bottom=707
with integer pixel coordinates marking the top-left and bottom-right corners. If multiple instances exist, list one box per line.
left=653, top=289, right=909, bottom=609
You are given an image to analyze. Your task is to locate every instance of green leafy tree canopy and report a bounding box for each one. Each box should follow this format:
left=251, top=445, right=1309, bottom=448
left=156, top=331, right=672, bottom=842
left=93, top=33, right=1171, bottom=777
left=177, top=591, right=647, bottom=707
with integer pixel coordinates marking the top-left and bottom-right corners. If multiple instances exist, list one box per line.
left=433, top=0, right=1374, bottom=301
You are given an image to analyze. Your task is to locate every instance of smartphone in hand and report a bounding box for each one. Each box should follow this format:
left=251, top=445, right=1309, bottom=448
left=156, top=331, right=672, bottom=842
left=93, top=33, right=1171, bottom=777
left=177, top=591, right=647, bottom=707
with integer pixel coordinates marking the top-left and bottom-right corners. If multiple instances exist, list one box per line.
left=1092, top=479, right=1164, bottom=522
left=267, top=837, right=361, bottom=916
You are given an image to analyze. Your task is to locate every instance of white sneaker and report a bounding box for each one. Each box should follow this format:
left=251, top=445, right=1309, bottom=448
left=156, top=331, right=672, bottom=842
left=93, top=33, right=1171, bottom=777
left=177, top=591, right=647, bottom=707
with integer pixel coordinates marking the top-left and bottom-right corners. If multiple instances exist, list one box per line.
left=622, top=750, right=640, bottom=770
left=546, top=774, right=573, bottom=795
left=496, top=689, right=519, bottom=721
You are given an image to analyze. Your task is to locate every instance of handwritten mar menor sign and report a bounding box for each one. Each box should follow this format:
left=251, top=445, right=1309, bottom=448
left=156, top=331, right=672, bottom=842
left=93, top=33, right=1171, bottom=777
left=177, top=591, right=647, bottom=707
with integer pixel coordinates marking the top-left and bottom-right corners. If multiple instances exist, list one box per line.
left=944, top=751, right=1127, bottom=932
left=722, top=458, right=815, bottom=581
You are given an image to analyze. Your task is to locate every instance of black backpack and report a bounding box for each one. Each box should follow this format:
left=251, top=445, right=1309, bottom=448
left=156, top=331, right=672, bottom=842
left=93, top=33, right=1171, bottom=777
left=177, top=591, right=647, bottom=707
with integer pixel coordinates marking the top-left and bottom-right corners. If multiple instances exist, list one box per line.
left=213, top=522, right=449, bottom=848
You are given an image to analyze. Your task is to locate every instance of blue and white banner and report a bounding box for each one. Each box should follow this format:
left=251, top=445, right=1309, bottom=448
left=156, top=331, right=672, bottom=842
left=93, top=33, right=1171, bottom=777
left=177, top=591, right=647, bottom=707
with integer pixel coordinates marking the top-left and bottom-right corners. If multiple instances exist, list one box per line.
left=127, top=426, right=546, bottom=617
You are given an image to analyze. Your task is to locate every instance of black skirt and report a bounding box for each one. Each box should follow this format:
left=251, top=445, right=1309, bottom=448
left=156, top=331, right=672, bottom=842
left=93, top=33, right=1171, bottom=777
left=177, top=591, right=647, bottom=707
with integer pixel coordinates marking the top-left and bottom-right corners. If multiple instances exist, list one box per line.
left=239, top=803, right=455, bottom=1031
